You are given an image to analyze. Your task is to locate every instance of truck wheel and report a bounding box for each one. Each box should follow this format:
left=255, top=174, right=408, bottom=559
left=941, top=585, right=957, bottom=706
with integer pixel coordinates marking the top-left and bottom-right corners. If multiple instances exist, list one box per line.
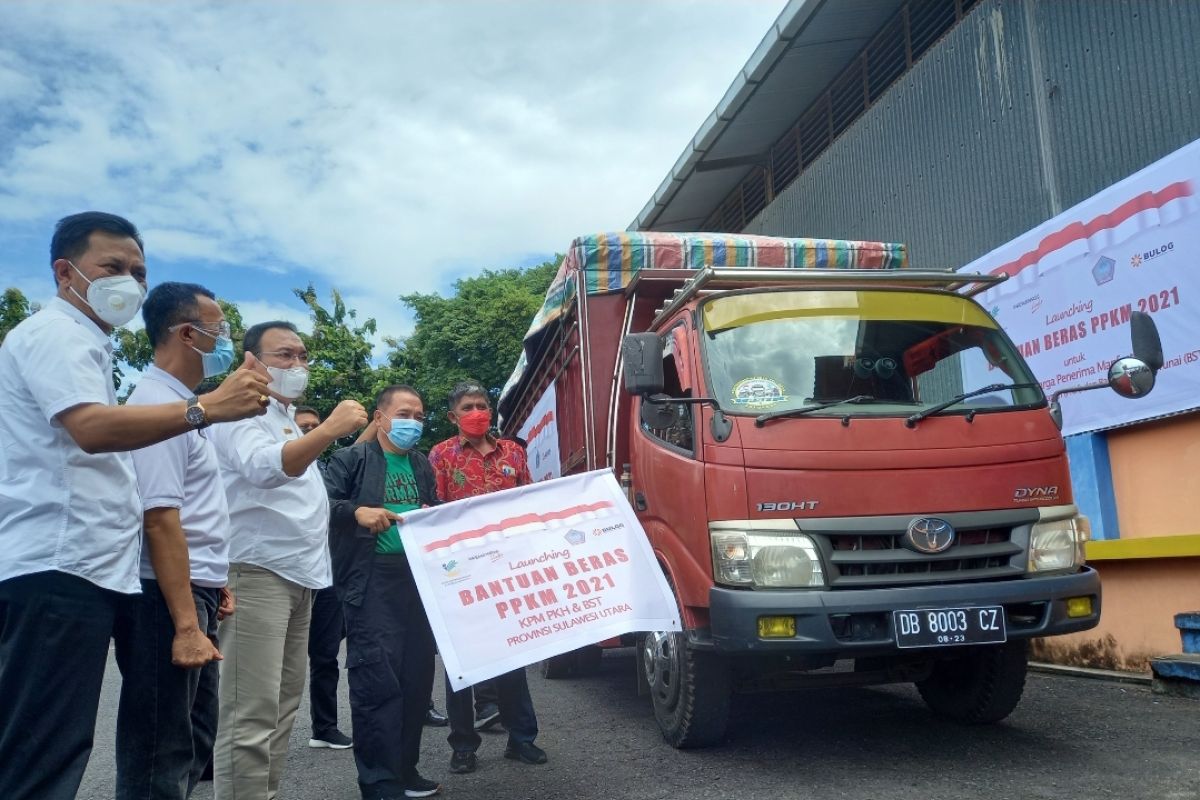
left=574, top=644, right=604, bottom=675
left=641, top=630, right=731, bottom=748
left=916, top=640, right=1028, bottom=724
left=539, top=652, right=576, bottom=679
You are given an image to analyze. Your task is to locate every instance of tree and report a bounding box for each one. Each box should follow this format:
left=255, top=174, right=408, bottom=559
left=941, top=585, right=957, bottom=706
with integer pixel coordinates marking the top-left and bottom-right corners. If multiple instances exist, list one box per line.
left=387, top=257, right=561, bottom=443
left=0, top=288, right=38, bottom=344
left=295, top=284, right=406, bottom=421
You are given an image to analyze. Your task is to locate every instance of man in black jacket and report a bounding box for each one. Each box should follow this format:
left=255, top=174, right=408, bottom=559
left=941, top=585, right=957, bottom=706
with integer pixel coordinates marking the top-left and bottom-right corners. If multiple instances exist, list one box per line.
left=324, top=385, right=440, bottom=800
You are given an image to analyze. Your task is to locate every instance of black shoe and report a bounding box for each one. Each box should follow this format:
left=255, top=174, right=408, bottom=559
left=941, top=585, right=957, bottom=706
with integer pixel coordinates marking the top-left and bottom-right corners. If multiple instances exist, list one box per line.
left=504, top=741, right=548, bottom=765
left=473, top=702, right=501, bottom=731
left=449, top=751, right=477, bottom=774
left=308, top=729, right=353, bottom=749
left=404, top=773, right=442, bottom=798
left=425, top=706, right=449, bottom=727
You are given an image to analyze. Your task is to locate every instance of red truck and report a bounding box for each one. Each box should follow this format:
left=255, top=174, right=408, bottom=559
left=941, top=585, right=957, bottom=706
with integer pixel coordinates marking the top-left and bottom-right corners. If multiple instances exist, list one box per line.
left=497, top=232, right=1162, bottom=747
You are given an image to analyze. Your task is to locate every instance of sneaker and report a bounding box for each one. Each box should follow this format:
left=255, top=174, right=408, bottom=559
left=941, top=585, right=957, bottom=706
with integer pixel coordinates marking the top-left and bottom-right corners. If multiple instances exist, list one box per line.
left=449, top=750, right=477, bottom=774
left=424, top=706, right=449, bottom=727
left=308, top=729, right=353, bottom=749
left=404, top=773, right=442, bottom=798
left=503, top=741, right=548, bottom=765
left=473, top=703, right=501, bottom=731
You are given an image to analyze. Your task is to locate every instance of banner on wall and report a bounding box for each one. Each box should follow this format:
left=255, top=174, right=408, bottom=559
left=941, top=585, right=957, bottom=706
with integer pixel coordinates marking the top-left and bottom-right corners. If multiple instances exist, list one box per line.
left=960, top=138, right=1200, bottom=436
left=399, top=470, right=680, bottom=690
left=516, top=383, right=561, bottom=482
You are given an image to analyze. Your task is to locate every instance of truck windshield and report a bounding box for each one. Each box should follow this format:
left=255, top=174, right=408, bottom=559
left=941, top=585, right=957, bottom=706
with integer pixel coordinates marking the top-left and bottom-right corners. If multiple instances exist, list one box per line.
left=700, top=289, right=1042, bottom=418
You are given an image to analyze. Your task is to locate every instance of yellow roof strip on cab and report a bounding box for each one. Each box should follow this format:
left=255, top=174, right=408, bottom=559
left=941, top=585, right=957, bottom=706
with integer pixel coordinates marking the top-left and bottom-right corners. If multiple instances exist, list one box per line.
left=702, top=290, right=997, bottom=332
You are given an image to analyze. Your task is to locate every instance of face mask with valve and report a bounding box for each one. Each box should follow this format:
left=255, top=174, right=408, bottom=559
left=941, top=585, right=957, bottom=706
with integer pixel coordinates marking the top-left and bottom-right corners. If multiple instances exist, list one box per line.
left=68, top=260, right=145, bottom=327
left=267, top=365, right=310, bottom=400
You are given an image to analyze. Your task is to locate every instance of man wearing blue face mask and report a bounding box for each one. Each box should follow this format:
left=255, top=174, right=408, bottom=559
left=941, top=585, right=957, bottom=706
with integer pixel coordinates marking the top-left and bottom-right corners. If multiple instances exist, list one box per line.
left=116, top=282, right=239, bottom=799
left=324, top=385, right=442, bottom=799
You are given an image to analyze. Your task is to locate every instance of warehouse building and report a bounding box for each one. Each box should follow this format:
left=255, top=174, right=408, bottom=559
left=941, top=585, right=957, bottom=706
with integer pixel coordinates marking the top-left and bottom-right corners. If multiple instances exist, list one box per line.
left=633, top=0, right=1200, bottom=671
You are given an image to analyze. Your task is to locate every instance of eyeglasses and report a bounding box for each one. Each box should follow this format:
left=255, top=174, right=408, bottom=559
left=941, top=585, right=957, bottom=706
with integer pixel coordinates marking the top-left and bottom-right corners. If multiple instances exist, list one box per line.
left=169, top=320, right=232, bottom=338
left=259, top=349, right=311, bottom=366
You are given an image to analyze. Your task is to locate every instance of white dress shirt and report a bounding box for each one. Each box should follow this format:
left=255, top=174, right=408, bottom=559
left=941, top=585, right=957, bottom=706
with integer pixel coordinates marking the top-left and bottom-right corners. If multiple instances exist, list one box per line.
left=126, top=365, right=230, bottom=588
left=209, top=399, right=331, bottom=589
left=0, top=297, right=142, bottom=594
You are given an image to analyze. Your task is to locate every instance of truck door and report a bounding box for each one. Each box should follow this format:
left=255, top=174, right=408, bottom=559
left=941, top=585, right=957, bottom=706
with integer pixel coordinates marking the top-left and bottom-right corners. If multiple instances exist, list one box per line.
left=631, top=322, right=709, bottom=609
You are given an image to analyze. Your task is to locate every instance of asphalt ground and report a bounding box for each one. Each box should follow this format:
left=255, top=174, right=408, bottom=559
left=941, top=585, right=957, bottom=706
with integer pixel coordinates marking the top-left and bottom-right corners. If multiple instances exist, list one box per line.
left=79, top=647, right=1199, bottom=800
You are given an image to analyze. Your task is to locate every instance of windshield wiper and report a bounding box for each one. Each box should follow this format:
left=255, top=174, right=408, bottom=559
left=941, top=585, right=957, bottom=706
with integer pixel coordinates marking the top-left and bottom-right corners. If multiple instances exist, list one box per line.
left=755, top=395, right=877, bottom=427
left=905, top=382, right=1040, bottom=428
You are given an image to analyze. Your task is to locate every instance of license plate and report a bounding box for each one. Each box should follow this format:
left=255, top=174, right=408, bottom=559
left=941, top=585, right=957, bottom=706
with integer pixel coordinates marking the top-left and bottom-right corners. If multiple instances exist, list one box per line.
left=893, top=606, right=1007, bottom=649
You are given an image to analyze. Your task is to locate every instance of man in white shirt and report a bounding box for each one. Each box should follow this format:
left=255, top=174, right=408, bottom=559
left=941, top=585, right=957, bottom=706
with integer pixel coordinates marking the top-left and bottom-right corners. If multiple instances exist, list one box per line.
left=116, top=282, right=243, bottom=800
left=209, top=320, right=367, bottom=800
left=0, top=212, right=271, bottom=800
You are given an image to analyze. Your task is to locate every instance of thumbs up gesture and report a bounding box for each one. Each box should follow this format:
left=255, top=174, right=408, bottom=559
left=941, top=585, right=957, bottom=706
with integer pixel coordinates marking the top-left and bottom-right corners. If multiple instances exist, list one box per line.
left=200, top=352, right=272, bottom=423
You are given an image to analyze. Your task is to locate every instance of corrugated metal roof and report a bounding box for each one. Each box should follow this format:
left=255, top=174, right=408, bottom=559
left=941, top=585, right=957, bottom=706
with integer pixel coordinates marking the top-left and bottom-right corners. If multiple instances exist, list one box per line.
left=633, top=0, right=906, bottom=231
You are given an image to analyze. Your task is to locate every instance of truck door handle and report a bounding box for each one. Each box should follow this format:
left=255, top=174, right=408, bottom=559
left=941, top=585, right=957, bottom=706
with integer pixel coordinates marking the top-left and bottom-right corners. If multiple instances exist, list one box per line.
left=634, top=492, right=648, bottom=511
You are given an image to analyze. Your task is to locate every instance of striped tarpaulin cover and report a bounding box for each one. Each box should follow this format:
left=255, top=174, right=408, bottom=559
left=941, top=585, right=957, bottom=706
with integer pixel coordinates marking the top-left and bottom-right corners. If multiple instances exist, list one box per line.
left=500, top=232, right=907, bottom=410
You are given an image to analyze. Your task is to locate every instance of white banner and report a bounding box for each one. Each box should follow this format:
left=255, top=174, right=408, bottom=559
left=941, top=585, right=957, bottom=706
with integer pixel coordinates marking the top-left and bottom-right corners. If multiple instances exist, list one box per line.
left=960, top=138, right=1200, bottom=436
left=517, top=383, right=561, bottom=482
left=399, top=470, right=680, bottom=690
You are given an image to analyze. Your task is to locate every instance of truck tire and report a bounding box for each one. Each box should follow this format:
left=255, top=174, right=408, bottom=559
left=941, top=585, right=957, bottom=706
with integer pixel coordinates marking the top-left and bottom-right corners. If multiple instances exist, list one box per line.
left=641, top=630, right=732, bottom=748
left=574, top=644, right=604, bottom=675
left=539, top=652, right=576, bottom=679
left=916, top=640, right=1028, bottom=724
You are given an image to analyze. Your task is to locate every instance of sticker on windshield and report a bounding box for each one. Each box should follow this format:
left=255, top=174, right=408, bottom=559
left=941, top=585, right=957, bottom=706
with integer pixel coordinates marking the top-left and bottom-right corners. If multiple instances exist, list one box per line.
left=731, top=377, right=788, bottom=408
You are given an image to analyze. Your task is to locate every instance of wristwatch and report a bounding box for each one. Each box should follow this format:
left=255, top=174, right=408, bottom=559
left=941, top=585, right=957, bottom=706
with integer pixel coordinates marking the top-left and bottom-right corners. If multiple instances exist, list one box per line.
left=185, top=396, right=209, bottom=429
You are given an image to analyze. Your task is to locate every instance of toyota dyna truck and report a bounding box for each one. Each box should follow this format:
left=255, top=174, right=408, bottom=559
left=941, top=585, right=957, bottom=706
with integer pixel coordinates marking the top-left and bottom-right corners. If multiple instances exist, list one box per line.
left=496, top=232, right=1162, bottom=748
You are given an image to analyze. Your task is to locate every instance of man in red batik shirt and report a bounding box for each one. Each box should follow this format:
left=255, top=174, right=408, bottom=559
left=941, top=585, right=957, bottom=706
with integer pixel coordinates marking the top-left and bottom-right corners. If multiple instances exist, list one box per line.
left=427, top=381, right=548, bottom=776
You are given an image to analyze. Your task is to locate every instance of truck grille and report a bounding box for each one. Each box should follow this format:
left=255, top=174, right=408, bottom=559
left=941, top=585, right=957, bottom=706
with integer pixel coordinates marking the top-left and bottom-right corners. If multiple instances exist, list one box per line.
left=815, top=526, right=1026, bottom=588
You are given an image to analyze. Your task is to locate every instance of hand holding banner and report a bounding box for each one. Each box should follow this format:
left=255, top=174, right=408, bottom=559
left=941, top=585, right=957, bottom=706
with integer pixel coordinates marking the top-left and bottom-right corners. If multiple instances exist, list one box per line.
left=399, top=469, right=680, bottom=690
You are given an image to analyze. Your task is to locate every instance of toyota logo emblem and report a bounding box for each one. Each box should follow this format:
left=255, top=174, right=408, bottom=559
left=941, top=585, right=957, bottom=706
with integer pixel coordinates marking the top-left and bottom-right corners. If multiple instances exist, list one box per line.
left=904, top=517, right=956, bottom=554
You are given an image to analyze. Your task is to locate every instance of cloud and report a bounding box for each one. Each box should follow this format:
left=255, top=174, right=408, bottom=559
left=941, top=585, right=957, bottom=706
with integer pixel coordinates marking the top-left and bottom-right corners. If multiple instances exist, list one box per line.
left=230, top=299, right=313, bottom=335
left=0, top=1, right=785, bottom=343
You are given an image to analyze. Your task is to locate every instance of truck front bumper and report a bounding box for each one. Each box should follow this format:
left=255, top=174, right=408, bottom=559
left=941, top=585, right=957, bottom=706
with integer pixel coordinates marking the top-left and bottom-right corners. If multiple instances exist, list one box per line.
left=705, top=568, right=1100, bottom=655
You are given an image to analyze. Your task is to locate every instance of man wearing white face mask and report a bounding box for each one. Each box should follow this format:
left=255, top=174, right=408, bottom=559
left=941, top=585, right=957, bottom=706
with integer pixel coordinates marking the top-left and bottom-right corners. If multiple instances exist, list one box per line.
left=324, top=385, right=441, bottom=800
left=0, top=212, right=271, bottom=800
left=209, top=320, right=368, bottom=800
left=116, top=281, right=241, bottom=800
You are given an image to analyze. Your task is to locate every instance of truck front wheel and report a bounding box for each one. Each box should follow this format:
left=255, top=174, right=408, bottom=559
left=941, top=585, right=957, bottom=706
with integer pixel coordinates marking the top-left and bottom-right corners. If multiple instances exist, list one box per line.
left=916, top=640, right=1028, bottom=724
left=641, top=630, right=731, bottom=748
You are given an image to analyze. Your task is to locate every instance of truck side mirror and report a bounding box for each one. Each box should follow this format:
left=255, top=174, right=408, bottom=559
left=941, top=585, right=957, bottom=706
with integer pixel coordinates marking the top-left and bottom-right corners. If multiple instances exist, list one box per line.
left=1108, top=357, right=1156, bottom=398
left=622, top=333, right=665, bottom=396
left=1130, top=310, right=1163, bottom=372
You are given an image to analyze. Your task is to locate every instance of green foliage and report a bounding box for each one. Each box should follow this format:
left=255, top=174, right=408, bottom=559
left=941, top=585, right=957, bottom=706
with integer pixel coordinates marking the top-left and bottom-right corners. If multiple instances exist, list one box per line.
left=0, top=288, right=37, bottom=344
left=294, top=284, right=405, bottom=421
left=387, top=257, right=561, bottom=444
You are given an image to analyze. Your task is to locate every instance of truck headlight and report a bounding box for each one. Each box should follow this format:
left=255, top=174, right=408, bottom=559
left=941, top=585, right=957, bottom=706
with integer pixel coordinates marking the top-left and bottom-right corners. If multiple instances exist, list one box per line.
left=711, top=526, right=825, bottom=588
left=1028, top=514, right=1089, bottom=572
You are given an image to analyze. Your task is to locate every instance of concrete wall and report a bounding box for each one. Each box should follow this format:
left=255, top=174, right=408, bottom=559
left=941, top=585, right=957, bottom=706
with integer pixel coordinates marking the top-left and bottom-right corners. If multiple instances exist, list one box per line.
left=1107, top=414, right=1200, bottom=539
left=1033, top=557, right=1200, bottom=671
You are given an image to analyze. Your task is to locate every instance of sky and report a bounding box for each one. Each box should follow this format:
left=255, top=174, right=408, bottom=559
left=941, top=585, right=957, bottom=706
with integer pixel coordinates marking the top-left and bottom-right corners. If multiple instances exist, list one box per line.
left=0, top=0, right=787, bottom=347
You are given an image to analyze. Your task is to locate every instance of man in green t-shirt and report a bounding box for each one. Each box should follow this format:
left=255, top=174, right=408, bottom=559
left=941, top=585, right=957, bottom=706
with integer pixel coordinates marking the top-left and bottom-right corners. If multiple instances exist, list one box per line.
left=324, top=385, right=441, bottom=800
